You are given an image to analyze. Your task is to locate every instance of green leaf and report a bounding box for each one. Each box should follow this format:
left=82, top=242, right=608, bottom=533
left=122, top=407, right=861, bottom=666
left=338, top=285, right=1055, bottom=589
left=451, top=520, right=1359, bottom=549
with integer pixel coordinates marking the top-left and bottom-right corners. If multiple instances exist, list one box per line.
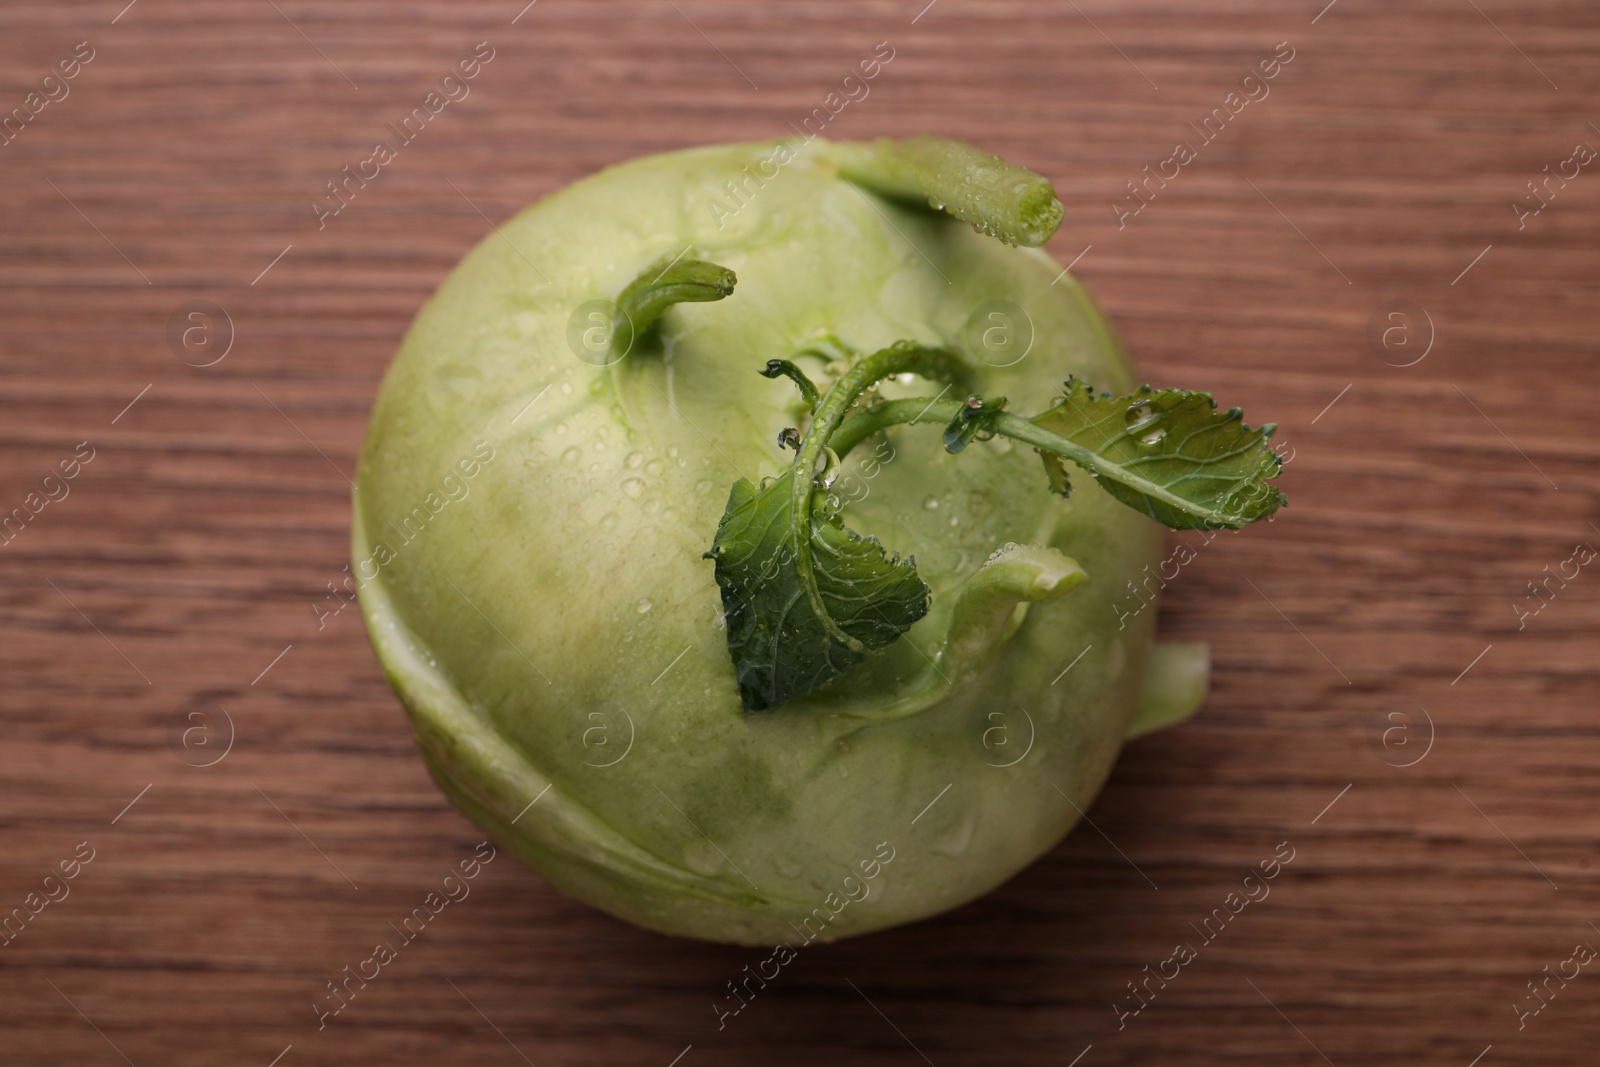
left=705, top=342, right=1283, bottom=712
left=705, top=341, right=960, bottom=711
left=706, top=469, right=930, bottom=712
left=1026, top=379, right=1284, bottom=530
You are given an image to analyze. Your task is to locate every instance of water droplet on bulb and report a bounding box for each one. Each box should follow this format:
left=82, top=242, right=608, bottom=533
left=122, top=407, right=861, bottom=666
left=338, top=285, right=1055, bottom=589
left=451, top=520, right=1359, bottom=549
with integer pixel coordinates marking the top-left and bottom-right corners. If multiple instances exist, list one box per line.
left=923, top=496, right=940, bottom=510
left=932, top=812, right=977, bottom=858
left=621, top=478, right=644, bottom=498
left=637, top=598, right=652, bottom=614
left=682, top=840, right=725, bottom=876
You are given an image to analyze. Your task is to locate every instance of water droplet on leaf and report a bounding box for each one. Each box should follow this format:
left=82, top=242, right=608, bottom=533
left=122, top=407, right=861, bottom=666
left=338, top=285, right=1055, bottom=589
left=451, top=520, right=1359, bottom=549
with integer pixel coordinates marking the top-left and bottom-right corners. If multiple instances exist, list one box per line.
left=1125, top=403, right=1158, bottom=432
left=816, top=448, right=841, bottom=488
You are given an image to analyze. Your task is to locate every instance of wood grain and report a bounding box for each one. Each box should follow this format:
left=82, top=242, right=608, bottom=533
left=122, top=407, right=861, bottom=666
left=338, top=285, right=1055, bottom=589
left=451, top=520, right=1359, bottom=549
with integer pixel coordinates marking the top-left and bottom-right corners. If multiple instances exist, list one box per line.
left=2, top=1, right=1598, bottom=1064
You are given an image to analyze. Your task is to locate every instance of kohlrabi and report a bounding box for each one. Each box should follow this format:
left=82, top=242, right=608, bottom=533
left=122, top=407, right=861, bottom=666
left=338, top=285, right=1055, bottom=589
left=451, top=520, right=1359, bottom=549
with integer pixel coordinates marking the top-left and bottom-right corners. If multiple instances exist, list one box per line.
left=354, top=136, right=1283, bottom=946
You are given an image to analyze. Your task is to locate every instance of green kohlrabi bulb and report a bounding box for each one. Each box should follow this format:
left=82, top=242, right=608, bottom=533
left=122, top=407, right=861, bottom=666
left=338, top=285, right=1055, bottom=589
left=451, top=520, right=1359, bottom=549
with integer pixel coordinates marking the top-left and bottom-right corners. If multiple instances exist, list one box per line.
left=353, top=136, right=1281, bottom=945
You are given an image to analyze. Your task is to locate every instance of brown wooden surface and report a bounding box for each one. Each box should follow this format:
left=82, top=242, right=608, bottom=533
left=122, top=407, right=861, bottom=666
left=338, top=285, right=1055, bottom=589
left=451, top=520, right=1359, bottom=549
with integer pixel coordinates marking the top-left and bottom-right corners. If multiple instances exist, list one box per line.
left=3, top=1, right=1598, bottom=1063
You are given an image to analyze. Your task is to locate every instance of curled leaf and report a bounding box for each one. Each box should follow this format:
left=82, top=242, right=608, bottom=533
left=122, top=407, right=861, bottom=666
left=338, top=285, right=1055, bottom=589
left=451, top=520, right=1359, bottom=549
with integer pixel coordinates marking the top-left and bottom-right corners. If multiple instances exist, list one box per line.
left=706, top=470, right=929, bottom=711
left=943, top=394, right=1007, bottom=455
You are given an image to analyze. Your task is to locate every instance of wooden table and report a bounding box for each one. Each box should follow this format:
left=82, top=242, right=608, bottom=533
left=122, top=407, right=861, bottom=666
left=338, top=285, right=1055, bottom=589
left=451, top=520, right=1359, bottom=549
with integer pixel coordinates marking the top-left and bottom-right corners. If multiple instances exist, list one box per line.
left=3, top=1, right=1597, bottom=1063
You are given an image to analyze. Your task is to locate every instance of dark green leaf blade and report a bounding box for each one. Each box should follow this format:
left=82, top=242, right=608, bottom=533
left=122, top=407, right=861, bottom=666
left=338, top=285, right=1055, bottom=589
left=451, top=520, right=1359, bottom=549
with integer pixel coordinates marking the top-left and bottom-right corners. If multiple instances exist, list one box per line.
left=942, top=394, right=1007, bottom=455
left=706, top=471, right=929, bottom=711
left=1030, top=379, right=1285, bottom=530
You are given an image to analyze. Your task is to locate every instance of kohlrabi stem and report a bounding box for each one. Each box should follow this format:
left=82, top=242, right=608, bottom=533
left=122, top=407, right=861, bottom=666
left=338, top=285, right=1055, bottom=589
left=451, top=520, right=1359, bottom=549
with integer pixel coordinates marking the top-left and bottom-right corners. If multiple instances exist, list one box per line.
left=790, top=343, right=964, bottom=650
left=829, top=397, right=960, bottom=458
left=613, top=258, right=737, bottom=352
left=605, top=256, right=737, bottom=426
left=832, top=397, right=1253, bottom=528
left=834, top=397, right=1109, bottom=472
left=831, top=136, right=1065, bottom=248
left=760, top=359, right=821, bottom=412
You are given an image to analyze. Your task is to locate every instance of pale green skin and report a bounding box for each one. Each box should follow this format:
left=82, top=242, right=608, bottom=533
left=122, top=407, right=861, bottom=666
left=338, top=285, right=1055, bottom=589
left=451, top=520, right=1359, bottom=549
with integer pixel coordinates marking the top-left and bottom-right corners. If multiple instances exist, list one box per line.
left=354, top=139, right=1176, bottom=945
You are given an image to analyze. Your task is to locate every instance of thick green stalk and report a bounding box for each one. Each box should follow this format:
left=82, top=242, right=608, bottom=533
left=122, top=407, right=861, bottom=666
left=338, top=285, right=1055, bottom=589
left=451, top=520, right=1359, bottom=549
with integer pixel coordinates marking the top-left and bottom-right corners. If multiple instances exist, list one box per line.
left=832, top=136, right=1065, bottom=247
left=613, top=258, right=736, bottom=351
left=830, top=397, right=962, bottom=458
